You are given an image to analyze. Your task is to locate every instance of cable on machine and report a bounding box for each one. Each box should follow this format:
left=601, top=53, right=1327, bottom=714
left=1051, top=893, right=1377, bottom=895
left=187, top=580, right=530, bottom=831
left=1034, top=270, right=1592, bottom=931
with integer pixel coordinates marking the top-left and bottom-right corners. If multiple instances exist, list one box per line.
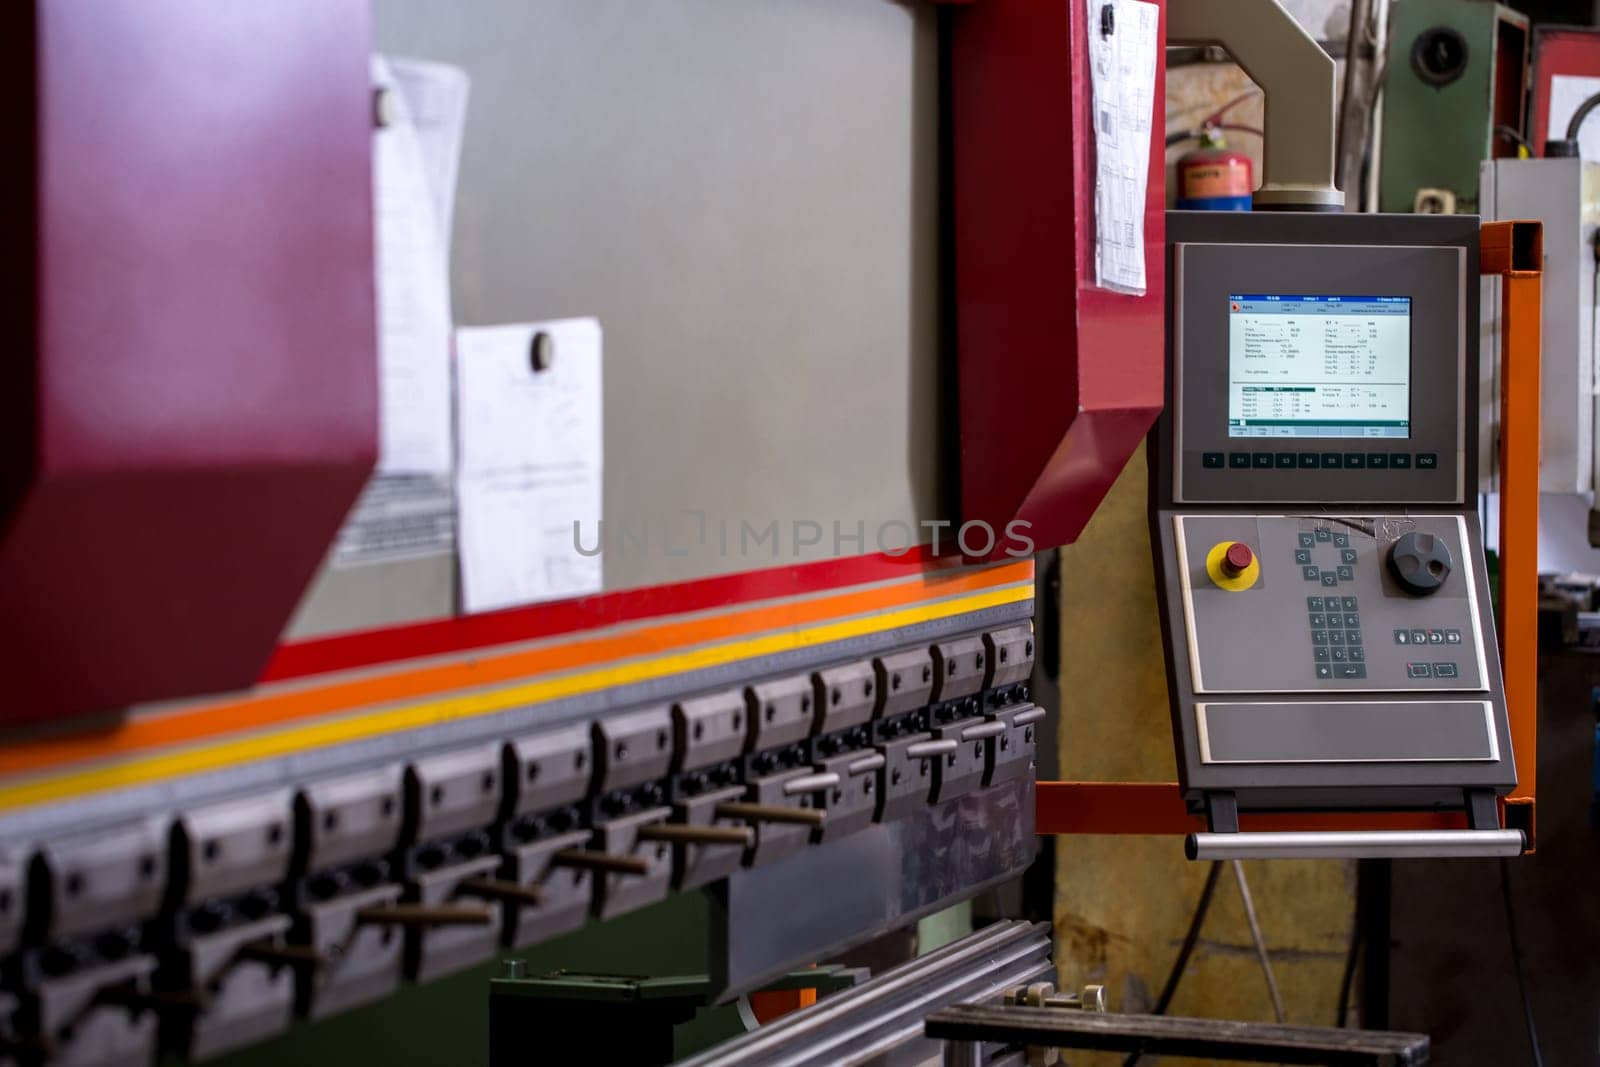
left=1231, top=860, right=1286, bottom=1024
left=1335, top=917, right=1361, bottom=1027
left=1125, top=860, right=1290, bottom=1067
left=1124, top=861, right=1223, bottom=1067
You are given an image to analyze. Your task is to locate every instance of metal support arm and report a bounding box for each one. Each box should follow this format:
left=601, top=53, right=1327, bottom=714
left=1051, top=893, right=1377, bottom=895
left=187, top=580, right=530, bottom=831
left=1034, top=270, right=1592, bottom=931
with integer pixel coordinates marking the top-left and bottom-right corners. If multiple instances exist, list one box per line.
left=1168, top=0, right=1344, bottom=210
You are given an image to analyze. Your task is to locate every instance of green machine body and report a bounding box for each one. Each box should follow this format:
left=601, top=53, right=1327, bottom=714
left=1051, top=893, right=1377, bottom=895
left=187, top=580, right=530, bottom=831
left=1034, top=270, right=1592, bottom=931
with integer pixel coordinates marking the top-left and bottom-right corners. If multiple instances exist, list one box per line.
left=1379, top=0, right=1529, bottom=214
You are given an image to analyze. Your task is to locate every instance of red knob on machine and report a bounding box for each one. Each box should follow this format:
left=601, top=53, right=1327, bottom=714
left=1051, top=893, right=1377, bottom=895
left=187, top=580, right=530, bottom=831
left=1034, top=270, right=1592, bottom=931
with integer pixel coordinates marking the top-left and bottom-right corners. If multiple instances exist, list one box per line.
left=1220, top=542, right=1254, bottom=579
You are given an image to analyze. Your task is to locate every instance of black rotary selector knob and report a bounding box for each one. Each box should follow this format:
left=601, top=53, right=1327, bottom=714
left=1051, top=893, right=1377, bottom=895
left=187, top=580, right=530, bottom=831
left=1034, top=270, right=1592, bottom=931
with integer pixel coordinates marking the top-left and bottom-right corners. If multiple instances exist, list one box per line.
left=1387, top=532, right=1453, bottom=595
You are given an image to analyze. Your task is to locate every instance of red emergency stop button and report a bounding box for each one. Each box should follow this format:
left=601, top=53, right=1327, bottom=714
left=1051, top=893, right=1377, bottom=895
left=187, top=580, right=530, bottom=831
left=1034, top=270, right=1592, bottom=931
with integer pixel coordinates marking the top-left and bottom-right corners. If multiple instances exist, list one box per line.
left=1220, top=542, right=1254, bottom=578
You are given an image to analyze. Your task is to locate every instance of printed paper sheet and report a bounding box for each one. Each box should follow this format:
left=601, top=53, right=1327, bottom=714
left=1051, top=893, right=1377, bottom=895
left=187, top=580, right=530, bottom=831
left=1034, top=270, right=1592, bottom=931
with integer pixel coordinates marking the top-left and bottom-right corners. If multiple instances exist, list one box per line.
left=455, top=320, right=604, bottom=613
left=1085, top=0, right=1159, bottom=295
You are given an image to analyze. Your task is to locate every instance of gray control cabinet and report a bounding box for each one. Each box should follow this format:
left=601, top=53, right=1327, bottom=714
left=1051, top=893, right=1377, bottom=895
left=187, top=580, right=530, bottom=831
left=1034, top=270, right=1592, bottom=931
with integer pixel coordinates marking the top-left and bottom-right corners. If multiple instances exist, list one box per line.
left=1152, top=212, right=1515, bottom=829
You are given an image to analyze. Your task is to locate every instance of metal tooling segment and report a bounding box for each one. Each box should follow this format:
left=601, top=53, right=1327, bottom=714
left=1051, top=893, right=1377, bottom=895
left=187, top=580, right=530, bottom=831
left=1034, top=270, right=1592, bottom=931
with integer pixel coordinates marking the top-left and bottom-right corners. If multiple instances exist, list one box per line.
left=0, top=557, right=1033, bottom=846
left=0, top=553, right=1040, bottom=1059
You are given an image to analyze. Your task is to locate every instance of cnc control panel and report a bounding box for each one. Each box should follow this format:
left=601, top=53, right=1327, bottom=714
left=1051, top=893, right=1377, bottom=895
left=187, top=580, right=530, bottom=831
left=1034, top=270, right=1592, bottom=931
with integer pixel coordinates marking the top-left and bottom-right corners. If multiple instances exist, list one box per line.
left=1153, top=213, right=1516, bottom=843
left=1176, top=514, right=1489, bottom=692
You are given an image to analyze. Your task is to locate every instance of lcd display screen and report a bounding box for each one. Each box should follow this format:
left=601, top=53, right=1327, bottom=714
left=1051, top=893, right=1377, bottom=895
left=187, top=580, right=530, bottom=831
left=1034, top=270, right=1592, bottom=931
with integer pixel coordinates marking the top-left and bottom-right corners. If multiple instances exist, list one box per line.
left=1226, top=294, right=1411, bottom=439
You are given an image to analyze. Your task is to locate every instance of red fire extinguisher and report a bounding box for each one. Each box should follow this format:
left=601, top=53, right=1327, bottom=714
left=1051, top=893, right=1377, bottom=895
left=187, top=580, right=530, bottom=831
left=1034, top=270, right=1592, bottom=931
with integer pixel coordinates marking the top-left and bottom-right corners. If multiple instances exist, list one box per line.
left=1176, top=127, right=1253, bottom=211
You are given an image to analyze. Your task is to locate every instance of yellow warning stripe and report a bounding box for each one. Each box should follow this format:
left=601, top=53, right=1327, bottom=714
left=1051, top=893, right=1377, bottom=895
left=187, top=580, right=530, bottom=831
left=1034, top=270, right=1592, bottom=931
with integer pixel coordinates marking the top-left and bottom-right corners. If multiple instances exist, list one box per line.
left=0, top=582, right=1032, bottom=813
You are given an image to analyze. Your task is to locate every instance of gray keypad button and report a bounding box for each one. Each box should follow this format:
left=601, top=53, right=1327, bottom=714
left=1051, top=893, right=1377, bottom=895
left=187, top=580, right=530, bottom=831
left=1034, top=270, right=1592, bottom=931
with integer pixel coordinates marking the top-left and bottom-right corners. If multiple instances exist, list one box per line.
left=1342, top=598, right=1358, bottom=611
left=1303, top=566, right=1321, bottom=581
left=1295, top=549, right=1312, bottom=565
left=1314, top=648, right=1330, bottom=662
left=1320, top=572, right=1339, bottom=587
left=1407, top=663, right=1432, bottom=678
left=1332, top=533, right=1350, bottom=548
left=1336, top=565, right=1354, bottom=581
left=1308, top=613, right=1326, bottom=628
left=1311, top=630, right=1329, bottom=645
left=1299, top=534, right=1316, bottom=548
left=1327, top=630, right=1344, bottom=646
left=1340, top=549, right=1358, bottom=564
left=1349, top=646, right=1365, bottom=662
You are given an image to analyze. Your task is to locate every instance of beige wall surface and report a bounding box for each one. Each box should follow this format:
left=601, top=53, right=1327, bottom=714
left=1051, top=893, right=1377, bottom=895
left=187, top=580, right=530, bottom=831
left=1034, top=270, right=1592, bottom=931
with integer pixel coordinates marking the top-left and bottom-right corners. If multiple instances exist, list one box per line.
left=1053, top=455, right=1361, bottom=1055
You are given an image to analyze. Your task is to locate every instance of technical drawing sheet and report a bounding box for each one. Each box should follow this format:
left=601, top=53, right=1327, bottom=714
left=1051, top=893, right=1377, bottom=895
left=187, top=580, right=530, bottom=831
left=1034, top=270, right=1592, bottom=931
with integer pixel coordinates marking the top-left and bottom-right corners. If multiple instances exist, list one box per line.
left=456, top=319, right=604, bottom=613
left=1085, top=0, right=1159, bottom=295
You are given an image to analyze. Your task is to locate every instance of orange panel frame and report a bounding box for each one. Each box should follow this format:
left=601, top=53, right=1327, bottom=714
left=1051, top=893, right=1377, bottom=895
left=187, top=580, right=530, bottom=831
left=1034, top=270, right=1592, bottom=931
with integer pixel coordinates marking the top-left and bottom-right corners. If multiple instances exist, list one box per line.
left=1038, top=221, right=1542, bottom=841
left=1483, top=220, right=1541, bottom=834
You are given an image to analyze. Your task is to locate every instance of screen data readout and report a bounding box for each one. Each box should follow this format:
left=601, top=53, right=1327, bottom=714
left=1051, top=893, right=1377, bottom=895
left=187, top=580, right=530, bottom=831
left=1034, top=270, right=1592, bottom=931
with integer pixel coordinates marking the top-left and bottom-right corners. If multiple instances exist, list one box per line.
left=1226, top=294, right=1411, bottom=439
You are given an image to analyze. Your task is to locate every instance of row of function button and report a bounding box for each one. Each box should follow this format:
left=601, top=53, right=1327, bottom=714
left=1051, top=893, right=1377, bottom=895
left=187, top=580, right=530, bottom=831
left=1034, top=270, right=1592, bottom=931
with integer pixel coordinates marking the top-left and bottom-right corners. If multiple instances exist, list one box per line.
left=1297, top=550, right=1359, bottom=566
left=1315, top=663, right=1366, bottom=679
left=1307, top=596, right=1358, bottom=611
left=1203, top=452, right=1438, bottom=471
left=1408, top=662, right=1459, bottom=678
left=1319, top=662, right=1459, bottom=681
left=1304, top=565, right=1355, bottom=586
left=1395, top=628, right=1462, bottom=646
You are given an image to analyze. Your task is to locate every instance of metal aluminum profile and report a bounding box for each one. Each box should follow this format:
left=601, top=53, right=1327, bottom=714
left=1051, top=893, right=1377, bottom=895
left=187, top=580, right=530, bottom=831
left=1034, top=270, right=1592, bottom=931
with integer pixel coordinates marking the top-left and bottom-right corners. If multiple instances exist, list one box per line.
left=677, top=921, right=1052, bottom=1067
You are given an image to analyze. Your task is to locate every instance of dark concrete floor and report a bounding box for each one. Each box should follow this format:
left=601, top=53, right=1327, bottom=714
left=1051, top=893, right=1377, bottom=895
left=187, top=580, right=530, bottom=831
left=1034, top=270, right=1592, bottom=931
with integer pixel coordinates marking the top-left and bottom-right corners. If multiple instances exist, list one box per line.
left=1391, top=648, right=1600, bottom=1065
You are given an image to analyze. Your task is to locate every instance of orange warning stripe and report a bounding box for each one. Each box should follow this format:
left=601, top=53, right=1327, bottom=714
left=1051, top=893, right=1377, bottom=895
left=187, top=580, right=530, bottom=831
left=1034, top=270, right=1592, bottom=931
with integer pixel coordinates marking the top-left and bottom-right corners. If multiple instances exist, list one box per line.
left=0, top=582, right=1033, bottom=813
left=0, top=560, right=1032, bottom=780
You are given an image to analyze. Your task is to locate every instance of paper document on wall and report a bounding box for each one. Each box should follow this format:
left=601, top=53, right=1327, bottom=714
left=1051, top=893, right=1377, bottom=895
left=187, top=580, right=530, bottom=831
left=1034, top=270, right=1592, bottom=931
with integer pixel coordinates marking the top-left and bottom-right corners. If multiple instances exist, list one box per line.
left=330, top=474, right=456, bottom=569
left=388, top=58, right=471, bottom=252
left=371, top=55, right=468, bottom=475
left=1084, top=0, right=1159, bottom=295
left=456, top=319, right=603, bottom=613
left=1548, top=75, right=1600, bottom=163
